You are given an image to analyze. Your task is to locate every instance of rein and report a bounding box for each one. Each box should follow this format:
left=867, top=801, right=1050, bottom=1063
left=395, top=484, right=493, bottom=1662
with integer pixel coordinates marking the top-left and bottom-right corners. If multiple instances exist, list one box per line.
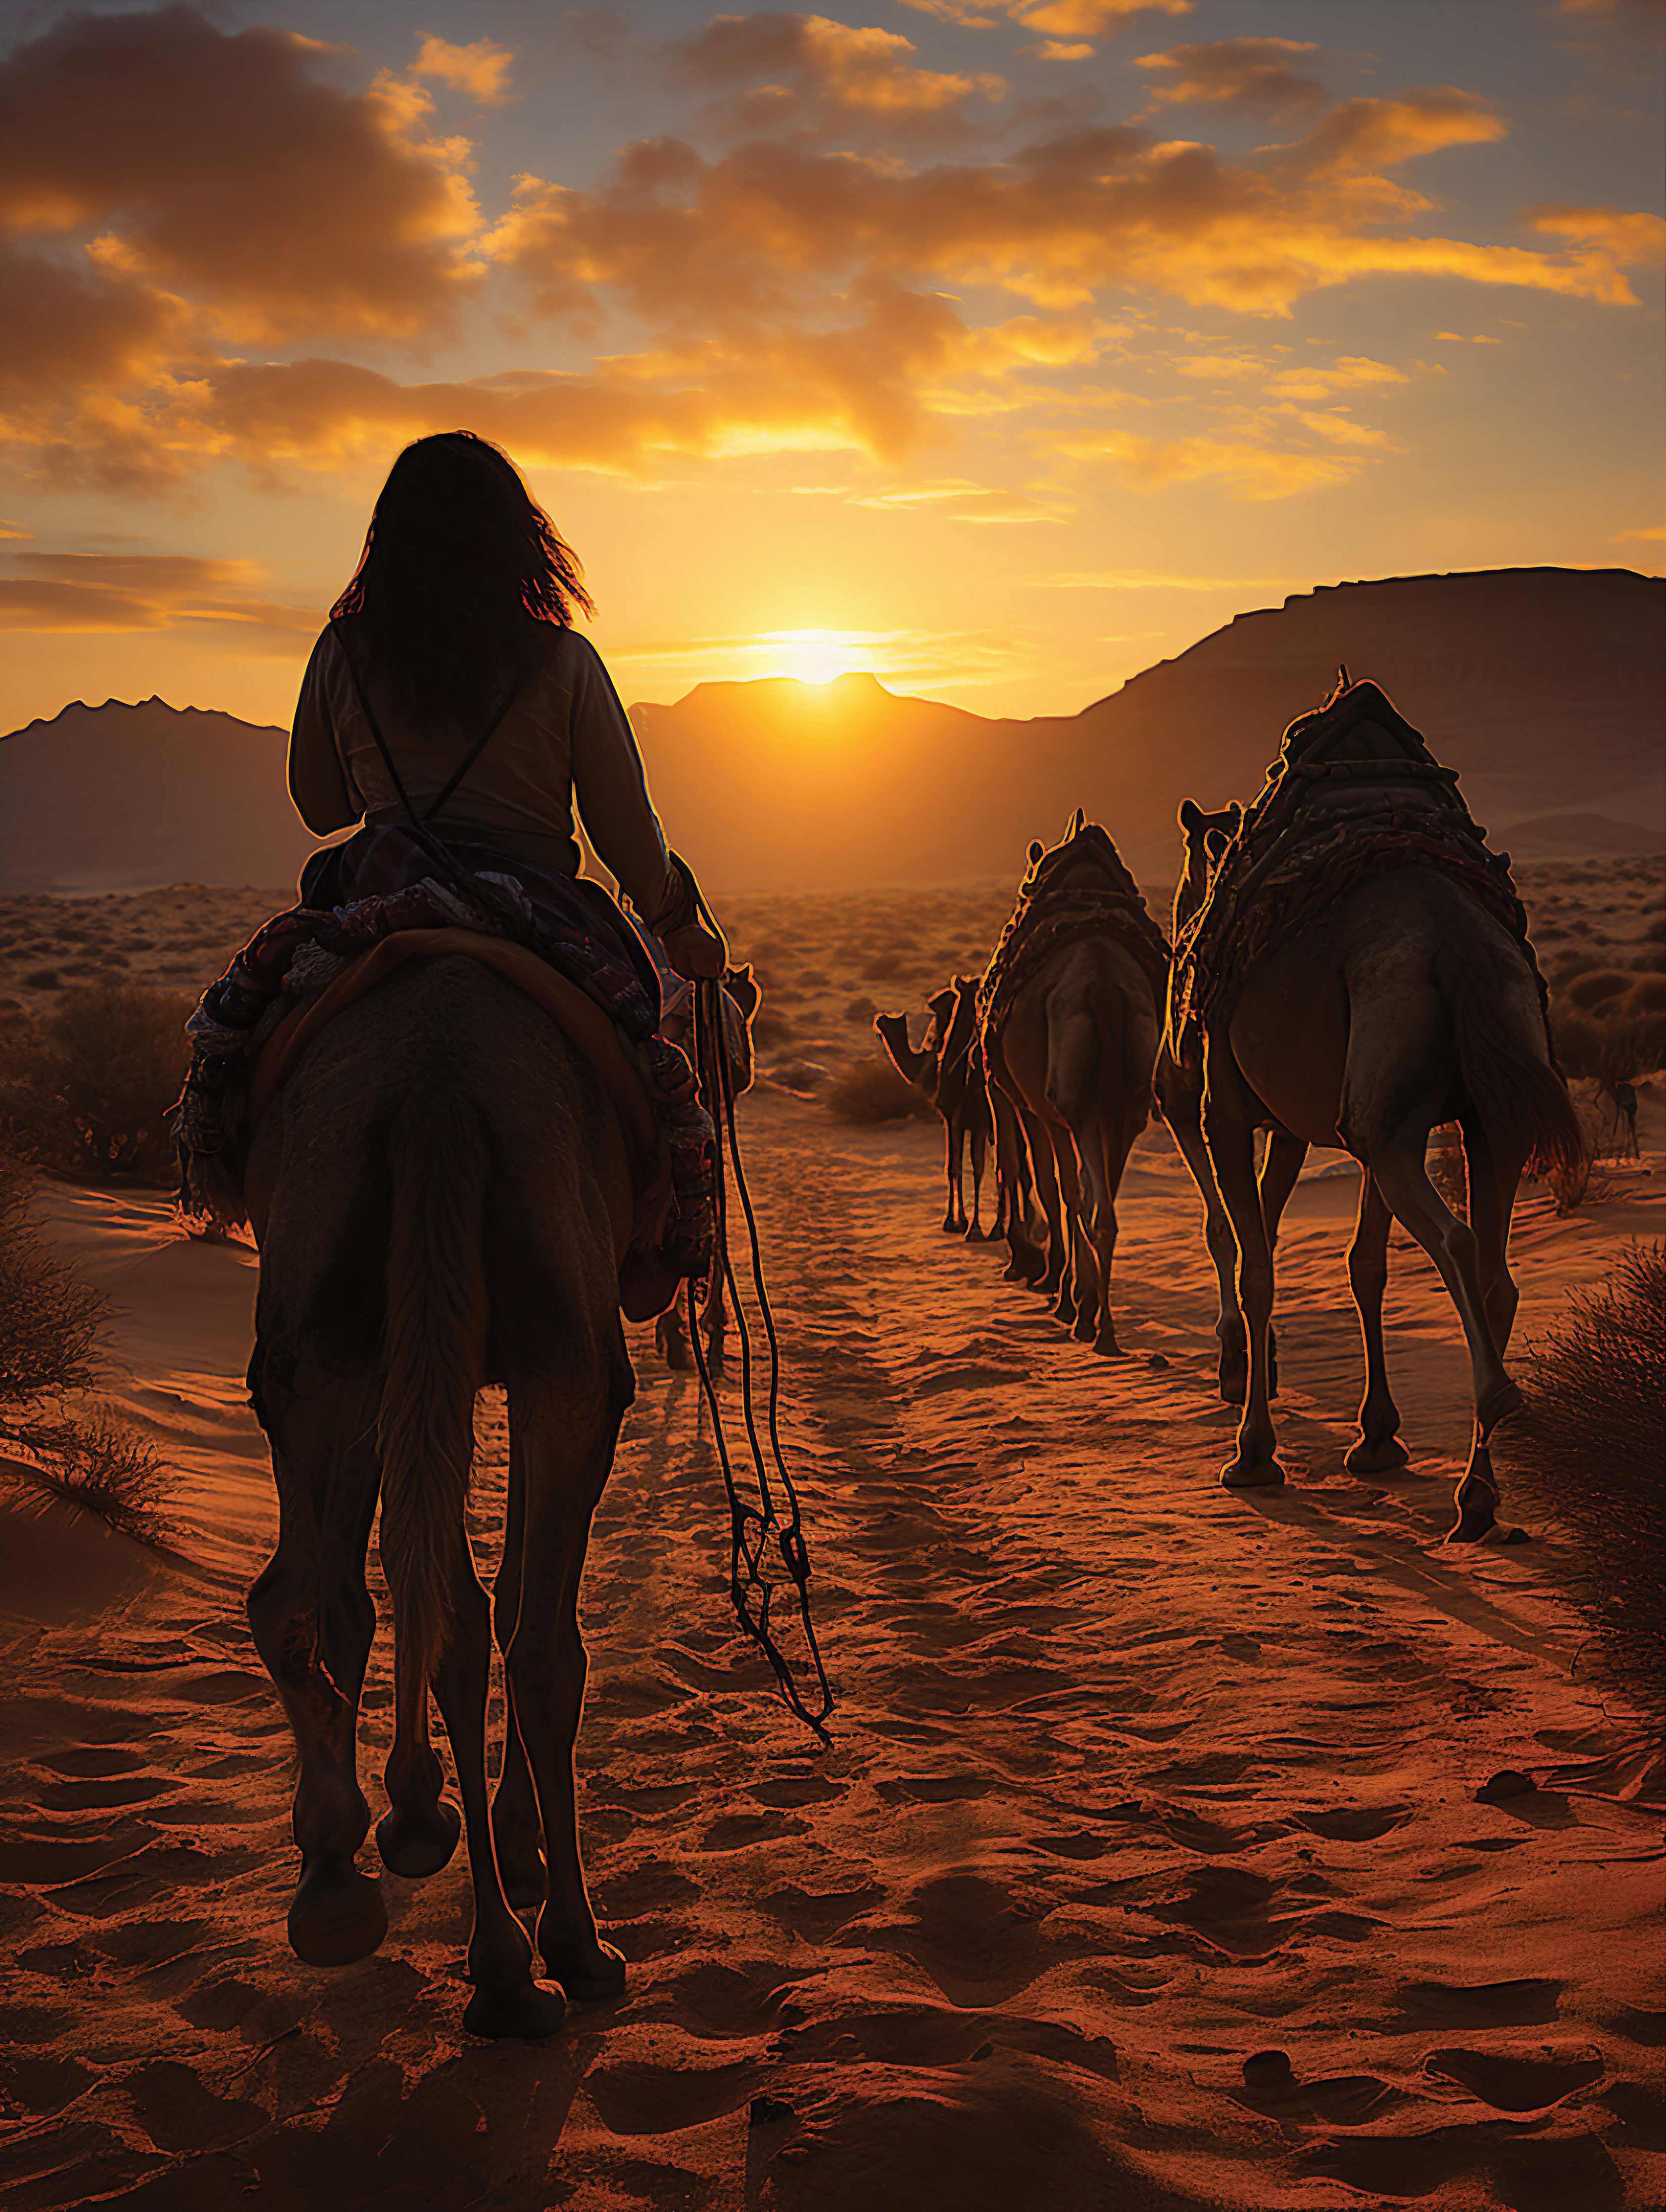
left=687, top=961, right=835, bottom=1746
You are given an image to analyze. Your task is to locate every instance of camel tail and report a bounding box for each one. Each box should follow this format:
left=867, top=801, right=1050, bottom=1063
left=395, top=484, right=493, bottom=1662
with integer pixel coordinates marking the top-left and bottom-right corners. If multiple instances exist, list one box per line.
left=377, top=1088, right=489, bottom=1689
left=1437, top=948, right=1584, bottom=1178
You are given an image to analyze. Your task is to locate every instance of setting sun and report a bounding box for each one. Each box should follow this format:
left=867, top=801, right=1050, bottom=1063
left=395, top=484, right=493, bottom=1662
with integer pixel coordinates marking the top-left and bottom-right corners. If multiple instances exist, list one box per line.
left=752, top=630, right=878, bottom=686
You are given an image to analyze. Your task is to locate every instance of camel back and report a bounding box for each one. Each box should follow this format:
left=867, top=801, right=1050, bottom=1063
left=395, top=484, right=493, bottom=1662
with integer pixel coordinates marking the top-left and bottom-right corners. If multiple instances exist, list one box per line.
left=1167, top=677, right=1550, bottom=1052
left=977, top=822, right=1171, bottom=1063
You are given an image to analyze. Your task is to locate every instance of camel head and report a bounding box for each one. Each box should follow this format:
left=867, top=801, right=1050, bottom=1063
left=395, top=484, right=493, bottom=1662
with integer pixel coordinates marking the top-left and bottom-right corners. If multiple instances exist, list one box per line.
left=1175, top=797, right=1242, bottom=932
left=725, top=962, right=761, bottom=1023
left=873, top=1009, right=935, bottom=1091
left=926, top=982, right=959, bottom=1050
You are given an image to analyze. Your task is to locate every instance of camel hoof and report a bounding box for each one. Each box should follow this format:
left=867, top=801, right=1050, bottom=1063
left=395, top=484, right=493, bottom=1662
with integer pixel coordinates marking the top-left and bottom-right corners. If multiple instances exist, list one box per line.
left=1221, top=1458, right=1284, bottom=1490
left=940, top=1217, right=960, bottom=1234
left=1071, top=1313, right=1096, bottom=1345
left=377, top=1799, right=460, bottom=1879
left=1345, top=1437, right=1410, bottom=1475
left=540, top=1932, right=628, bottom=2002
left=1447, top=1475, right=1498, bottom=1543
left=463, top=1978, right=567, bottom=2042
left=964, top=1224, right=987, bottom=1244
left=288, top=1860, right=387, bottom=1968
left=1092, top=1337, right=1127, bottom=1359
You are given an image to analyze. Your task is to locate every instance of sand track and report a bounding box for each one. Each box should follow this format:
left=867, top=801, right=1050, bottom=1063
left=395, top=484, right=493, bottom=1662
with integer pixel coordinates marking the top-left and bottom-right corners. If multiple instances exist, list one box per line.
left=0, top=1094, right=1661, bottom=2211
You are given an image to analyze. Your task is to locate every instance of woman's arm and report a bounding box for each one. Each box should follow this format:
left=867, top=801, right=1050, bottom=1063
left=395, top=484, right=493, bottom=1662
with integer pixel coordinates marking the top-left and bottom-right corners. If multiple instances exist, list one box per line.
left=287, top=630, right=358, bottom=835
left=568, top=636, right=725, bottom=974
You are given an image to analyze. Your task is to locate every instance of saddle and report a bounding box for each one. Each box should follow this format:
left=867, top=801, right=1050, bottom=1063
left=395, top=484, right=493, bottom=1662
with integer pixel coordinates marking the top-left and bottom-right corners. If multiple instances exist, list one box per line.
left=1167, top=677, right=1547, bottom=1055
left=977, top=822, right=1170, bottom=1071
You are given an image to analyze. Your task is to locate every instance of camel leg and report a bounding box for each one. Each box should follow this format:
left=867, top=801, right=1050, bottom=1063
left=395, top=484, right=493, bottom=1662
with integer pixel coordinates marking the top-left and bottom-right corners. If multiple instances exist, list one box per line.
left=1364, top=1138, right=1521, bottom=1543
left=1258, top=1132, right=1308, bottom=1399
left=246, top=1383, right=387, bottom=1968
left=1049, top=1126, right=1090, bottom=1334
left=939, top=1115, right=963, bottom=1232
left=655, top=1305, right=693, bottom=1373
left=1343, top=1171, right=1408, bottom=1474
left=491, top=1432, right=544, bottom=1911
left=1087, top=1121, right=1142, bottom=1358
left=378, top=1635, right=462, bottom=1879
left=1463, top=1115, right=1526, bottom=1358
left=1166, top=1088, right=1246, bottom=1401
left=1018, top=1104, right=1069, bottom=1301
left=994, top=1091, right=1045, bottom=1283
left=964, top=1121, right=988, bottom=1241
left=1204, top=1068, right=1283, bottom=1488
left=704, top=1259, right=729, bottom=1375
left=504, top=1377, right=629, bottom=2003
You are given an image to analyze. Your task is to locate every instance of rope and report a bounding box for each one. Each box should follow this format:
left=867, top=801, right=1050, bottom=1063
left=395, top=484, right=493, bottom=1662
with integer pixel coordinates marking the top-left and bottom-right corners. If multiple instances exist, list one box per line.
left=687, top=951, right=834, bottom=1744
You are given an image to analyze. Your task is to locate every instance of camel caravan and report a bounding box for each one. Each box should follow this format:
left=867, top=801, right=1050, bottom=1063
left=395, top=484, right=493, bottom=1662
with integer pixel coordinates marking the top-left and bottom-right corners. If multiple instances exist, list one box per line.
left=875, top=672, right=1578, bottom=1545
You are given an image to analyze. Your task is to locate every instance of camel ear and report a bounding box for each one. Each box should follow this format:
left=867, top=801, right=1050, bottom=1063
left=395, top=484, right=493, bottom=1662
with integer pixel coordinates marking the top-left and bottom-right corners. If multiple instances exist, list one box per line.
left=1070, top=807, right=1086, bottom=836
left=1178, top=798, right=1204, bottom=834
left=1027, top=839, right=1045, bottom=865
left=1225, top=802, right=1243, bottom=832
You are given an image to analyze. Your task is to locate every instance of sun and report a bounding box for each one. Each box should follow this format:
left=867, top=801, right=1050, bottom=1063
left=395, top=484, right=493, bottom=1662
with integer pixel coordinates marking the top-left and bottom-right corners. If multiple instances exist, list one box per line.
left=755, top=629, right=870, bottom=686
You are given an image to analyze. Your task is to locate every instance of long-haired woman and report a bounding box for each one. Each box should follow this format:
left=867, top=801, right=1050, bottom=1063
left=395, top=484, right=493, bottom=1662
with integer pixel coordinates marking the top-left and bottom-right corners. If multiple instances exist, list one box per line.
left=287, top=429, right=724, bottom=980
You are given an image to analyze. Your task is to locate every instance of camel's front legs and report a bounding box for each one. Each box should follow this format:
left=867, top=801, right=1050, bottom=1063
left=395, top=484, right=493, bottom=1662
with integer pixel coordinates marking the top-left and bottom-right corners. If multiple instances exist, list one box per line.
left=964, top=1118, right=988, bottom=1242
left=505, top=1379, right=628, bottom=2003
left=1257, top=1131, right=1308, bottom=1399
left=1162, top=1077, right=1247, bottom=1401
left=941, top=1114, right=967, bottom=1232
left=1204, top=1082, right=1283, bottom=1488
left=1344, top=1171, right=1408, bottom=1474
left=992, top=1090, right=1044, bottom=1282
left=246, top=1387, right=386, bottom=1967
left=1366, top=1139, right=1520, bottom=1542
left=490, top=1435, right=545, bottom=1911
left=1018, top=1103, right=1069, bottom=1302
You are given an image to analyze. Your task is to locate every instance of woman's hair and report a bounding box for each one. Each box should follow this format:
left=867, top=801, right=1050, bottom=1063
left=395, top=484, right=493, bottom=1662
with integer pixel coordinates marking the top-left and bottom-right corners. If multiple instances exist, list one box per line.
left=330, top=431, right=593, bottom=727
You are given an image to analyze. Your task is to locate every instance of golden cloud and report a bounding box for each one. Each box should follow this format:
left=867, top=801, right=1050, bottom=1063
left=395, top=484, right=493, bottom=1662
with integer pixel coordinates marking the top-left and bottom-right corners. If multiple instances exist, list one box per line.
left=670, top=12, right=1006, bottom=139
left=410, top=34, right=515, bottom=105
left=1061, top=429, right=1359, bottom=499
left=0, top=550, right=317, bottom=649
left=1135, top=38, right=1325, bottom=117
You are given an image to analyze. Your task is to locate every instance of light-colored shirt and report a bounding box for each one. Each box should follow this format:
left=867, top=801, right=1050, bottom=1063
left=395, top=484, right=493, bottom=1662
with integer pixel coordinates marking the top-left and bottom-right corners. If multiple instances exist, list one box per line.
left=290, top=622, right=677, bottom=924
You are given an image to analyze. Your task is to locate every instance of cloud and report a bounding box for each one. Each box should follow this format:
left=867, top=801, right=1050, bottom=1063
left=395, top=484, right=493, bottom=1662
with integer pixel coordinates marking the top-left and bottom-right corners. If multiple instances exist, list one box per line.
left=0, top=6, right=482, bottom=348
left=1135, top=38, right=1326, bottom=118
left=0, top=550, right=317, bottom=649
left=410, top=34, right=515, bottom=105
left=1527, top=205, right=1666, bottom=266
left=1264, top=355, right=1409, bottom=401
left=851, top=479, right=1061, bottom=519
left=1062, top=429, right=1359, bottom=499
left=1612, top=524, right=1666, bottom=542
left=669, top=13, right=1005, bottom=140
left=1558, top=0, right=1666, bottom=48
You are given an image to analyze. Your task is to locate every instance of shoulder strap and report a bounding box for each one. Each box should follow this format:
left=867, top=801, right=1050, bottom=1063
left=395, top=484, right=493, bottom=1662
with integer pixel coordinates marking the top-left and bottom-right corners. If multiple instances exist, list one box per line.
left=328, top=619, right=520, bottom=830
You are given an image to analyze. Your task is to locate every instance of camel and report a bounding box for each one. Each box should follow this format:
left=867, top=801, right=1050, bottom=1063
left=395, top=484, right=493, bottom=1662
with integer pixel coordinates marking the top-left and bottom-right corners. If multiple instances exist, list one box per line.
left=655, top=964, right=759, bottom=1374
left=873, top=979, right=992, bottom=1237
left=981, top=811, right=1167, bottom=1356
left=1173, top=680, right=1582, bottom=1540
left=1154, top=802, right=1306, bottom=1403
left=244, top=955, right=636, bottom=2040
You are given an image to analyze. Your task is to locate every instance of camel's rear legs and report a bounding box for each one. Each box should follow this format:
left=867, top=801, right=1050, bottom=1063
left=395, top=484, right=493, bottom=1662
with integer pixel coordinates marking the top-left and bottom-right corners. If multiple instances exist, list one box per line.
left=941, top=1116, right=968, bottom=1233
left=499, top=1373, right=629, bottom=2004
left=964, top=1120, right=989, bottom=1241
left=246, top=1384, right=386, bottom=1967
left=1344, top=1170, right=1408, bottom=1474
left=1365, top=1138, right=1521, bottom=1542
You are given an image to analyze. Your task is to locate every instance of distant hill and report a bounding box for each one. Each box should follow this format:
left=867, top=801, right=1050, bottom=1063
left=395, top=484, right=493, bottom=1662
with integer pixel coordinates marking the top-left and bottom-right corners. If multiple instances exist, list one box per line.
left=2, top=568, right=1661, bottom=894
left=629, top=567, right=1666, bottom=886
left=0, top=697, right=324, bottom=893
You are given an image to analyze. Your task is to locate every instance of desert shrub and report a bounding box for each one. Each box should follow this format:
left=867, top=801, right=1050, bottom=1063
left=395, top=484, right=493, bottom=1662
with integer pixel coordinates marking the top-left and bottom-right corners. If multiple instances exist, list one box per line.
left=0, top=1155, right=103, bottom=1401
left=1505, top=1244, right=1665, bottom=1723
left=0, top=1156, right=169, bottom=1543
left=1552, top=1010, right=1601, bottom=1080
left=0, top=981, right=194, bottom=1183
left=20, top=967, right=62, bottom=991
left=1622, top=973, right=1666, bottom=1015
left=862, top=950, right=903, bottom=981
left=1426, top=1129, right=1467, bottom=1216
left=1563, top=967, right=1634, bottom=1011
left=1644, top=914, right=1666, bottom=947
left=751, top=1010, right=795, bottom=1050
left=827, top=1055, right=934, bottom=1124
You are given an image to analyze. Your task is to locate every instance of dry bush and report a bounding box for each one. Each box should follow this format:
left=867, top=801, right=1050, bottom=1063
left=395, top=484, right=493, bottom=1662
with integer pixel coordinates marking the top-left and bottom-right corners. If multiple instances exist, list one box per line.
left=1623, top=973, right=1666, bottom=1014
left=861, top=950, right=903, bottom=982
left=0, top=1155, right=103, bottom=1402
left=827, top=1056, right=934, bottom=1124
left=751, top=1010, right=795, bottom=1051
left=1426, top=1130, right=1467, bottom=1216
left=1563, top=967, right=1634, bottom=1011
left=1506, top=1244, right=1665, bottom=1721
left=0, top=981, right=194, bottom=1183
left=0, top=1155, right=169, bottom=1543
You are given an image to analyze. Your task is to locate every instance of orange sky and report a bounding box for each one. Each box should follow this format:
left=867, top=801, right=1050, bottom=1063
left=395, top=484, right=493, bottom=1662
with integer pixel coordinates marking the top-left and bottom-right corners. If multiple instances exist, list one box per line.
left=0, top=0, right=1661, bottom=736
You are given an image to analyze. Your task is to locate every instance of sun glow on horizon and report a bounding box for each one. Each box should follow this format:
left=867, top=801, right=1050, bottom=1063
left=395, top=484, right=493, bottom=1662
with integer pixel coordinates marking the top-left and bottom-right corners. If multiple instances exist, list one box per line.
left=750, top=629, right=879, bottom=686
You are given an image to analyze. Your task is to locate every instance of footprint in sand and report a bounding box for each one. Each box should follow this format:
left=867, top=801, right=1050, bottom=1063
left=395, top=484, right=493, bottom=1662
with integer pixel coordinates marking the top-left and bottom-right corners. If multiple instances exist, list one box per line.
left=1385, top=1975, right=1564, bottom=2031
left=1294, top=1802, right=1409, bottom=1841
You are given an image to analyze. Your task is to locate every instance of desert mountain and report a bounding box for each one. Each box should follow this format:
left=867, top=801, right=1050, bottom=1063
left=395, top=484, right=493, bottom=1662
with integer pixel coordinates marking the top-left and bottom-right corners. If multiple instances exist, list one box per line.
left=0, top=697, right=322, bottom=894
left=2, top=569, right=1660, bottom=894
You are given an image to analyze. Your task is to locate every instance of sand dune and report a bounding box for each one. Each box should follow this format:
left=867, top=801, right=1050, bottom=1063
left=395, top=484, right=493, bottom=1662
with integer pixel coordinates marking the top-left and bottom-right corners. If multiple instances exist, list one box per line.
left=1, top=1036, right=1661, bottom=2207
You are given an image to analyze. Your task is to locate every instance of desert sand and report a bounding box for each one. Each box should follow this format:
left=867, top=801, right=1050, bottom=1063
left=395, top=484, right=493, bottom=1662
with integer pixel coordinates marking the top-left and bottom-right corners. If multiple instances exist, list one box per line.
left=0, top=877, right=1662, bottom=2212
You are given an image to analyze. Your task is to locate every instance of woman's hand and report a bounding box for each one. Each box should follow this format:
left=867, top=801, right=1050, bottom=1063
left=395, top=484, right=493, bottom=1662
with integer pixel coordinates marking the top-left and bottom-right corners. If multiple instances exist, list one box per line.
left=660, top=916, right=727, bottom=980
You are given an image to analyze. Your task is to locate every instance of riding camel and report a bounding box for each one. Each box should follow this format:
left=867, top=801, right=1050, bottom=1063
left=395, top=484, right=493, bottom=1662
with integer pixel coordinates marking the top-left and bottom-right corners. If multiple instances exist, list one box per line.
left=244, top=956, right=635, bottom=2040
left=979, top=811, right=1170, bottom=1356
left=873, top=978, right=993, bottom=1237
left=655, top=964, right=759, bottom=1373
left=1170, top=676, right=1581, bottom=1541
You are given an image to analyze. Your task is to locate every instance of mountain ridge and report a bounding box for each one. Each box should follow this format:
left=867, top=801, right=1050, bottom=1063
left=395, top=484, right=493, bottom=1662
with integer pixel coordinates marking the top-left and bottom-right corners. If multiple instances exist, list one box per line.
left=3, top=566, right=1661, bottom=892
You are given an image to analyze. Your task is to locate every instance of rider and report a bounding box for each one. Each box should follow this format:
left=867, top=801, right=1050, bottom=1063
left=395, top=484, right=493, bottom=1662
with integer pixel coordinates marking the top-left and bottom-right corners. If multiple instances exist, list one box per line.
left=286, top=430, right=725, bottom=985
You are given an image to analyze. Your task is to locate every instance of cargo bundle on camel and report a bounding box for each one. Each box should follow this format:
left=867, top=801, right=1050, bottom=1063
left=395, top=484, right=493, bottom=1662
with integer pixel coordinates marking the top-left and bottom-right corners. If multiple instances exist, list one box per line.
left=1155, top=671, right=1581, bottom=1542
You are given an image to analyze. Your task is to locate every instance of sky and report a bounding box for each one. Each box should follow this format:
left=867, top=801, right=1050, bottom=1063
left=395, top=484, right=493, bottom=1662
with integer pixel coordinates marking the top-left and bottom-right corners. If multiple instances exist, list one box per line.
left=0, top=0, right=1661, bottom=734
